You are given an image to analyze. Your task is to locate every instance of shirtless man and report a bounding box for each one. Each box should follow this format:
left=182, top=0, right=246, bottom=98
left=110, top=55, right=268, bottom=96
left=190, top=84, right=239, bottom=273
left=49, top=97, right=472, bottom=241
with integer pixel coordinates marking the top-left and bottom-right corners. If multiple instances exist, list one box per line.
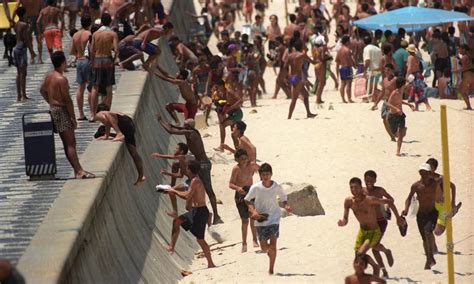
left=13, top=6, right=33, bottom=102
left=169, top=35, right=198, bottom=69
left=229, top=149, right=260, bottom=252
left=102, top=0, right=126, bottom=18
left=13, top=0, right=42, bottom=63
left=90, top=13, right=119, bottom=119
left=401, top=164, right=439, bottom=270
left=364, top=170, right=404, bottom=278
left=154, top=65, right=198, bottom=123
left=312, top=34, right=327, bottom=104
left=157, top=116, right=223, bottom=224
left=272, top=42, right=291, bottom=99
left=386, top=77, right=415, bottom=156
left=455, top=44, right=473, bottom=110
left=336, top=35, right=356, bottom=103
left=426, top=158, right=462, bottom=237
left=70, top=15, right=92, bottom=120
left=221, top=121, right=257, bottom=163
left=430, top=30, right=449, bottom=88
left=165, top=159, right=216, bottom=268
left=37, top=0, right=64, bottom=57
left=40, top=51, right=95, bottom=179
left=372, top=64, right=397, bottom=141
left=133, top=22, right=174, bottom=70
left=286, top=39, right=317, bottom=119
left=345, top=254, right=386, bottom=284
left=338, top=177, right=394, bottom=277
left=283, top=14, right=301, bottom=39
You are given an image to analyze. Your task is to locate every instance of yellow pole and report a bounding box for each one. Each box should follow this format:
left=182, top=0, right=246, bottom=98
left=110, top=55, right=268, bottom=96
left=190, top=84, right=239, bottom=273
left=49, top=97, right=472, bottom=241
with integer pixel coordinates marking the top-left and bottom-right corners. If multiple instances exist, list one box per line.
left=285, top=0, right=289, bottom=26
left=440, top=104, right=455, bottom=284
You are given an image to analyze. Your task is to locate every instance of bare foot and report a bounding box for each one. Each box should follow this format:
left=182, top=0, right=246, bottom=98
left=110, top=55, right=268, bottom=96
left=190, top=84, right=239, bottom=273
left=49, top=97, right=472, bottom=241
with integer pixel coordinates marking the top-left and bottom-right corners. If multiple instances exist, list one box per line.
left=208, top=263, right=216, bottom=268
left=342, top=100, right=348, bottom=103
left=307, top=113, right=318, bottom=118
left=381, top=267, right=389, bottom=278
left=38, top=57, right=44, bottom=64
left=453, top=202, right=462, bottom=216
left=396, top=153, right=401, bottom=157
left=166, top=245, right=174, bottom=254
left=253, top=240, right=259, bottom=247
left=75, top=171, right=96, bottom=179
left=390, top=137, right=396, bottom=142
left=386, top=249, right=394, bottom=267
left=213, top=216, right=224, bottom=225
left=424, top=258, right=436, bottom=270
left=112, top=134, right=125, bottom=142
left=348, top=99, right=355, bottom=103
left=271, top=95, right=277, bottom=99
left=241, top=244, right=247, bottom=253
left=269, top=269, right=274, bottom=275
left=213, top=146, right=224, bottom=152
left=180, top=270, right=192, bottom=277
left=134, top=176, right=146, bottom=186
left=166, top=211, right=178, bottom=219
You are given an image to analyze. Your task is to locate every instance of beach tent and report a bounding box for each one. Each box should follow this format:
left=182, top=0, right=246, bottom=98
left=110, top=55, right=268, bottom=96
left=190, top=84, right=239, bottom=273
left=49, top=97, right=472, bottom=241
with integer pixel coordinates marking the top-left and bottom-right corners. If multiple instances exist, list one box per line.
left=353, top=6, right=474, bottom=32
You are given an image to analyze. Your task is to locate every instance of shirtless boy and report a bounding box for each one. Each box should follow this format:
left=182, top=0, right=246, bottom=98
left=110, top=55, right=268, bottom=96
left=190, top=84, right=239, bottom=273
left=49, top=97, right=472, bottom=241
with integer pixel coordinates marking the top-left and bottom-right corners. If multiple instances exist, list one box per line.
left=285, top=39, right=317, bottom=119
left=165, top=159, right=216, bottom=268
left=372, top=63, right=397, bottom=141
left=386, top=77, right=415, bottom=156
left=70, top=15, right=92, bottom=120
left=40, top=51, right=95, bottom=179
left=229, top=149, right=260, bottom=252
left=133, top=22, right=174, bottom=70
left=345, top=254, right=386, bottom=284
left=364, top=170, right=404, bottom=278
left=94, top=103, right=145, bottom=186
left=401, top=163, right=439, bottom=270
left=90, top=13, right=119, bottom=119
left=13, top=0, right=42, bottom=64
left=338, top=177, right=395, bottom=277
left=37, top=0, right=64, bottom=57
left=220, top=121, right=257, bottom=163
left=154, top=65, right=198, bottom=123
left=214, top=81, right=243, bottom=152
left=335, top=35, right=356, bottom=103
left=13, top=6, right=33, bottom=102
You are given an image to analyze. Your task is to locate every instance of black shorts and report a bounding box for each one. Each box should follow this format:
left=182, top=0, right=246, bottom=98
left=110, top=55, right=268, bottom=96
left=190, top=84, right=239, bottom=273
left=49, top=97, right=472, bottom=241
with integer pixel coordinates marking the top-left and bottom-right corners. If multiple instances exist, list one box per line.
left=388, top=112, right=406, bottom=134
left=235, top=186, right=251, bottom=219
left=117, top=114, right=136, bottom=146
left=416, top=209, right=438, bottom=240
left=434, top=57, right=450, bottom=72
left=181, top=206, right=209, bottom=240
left=92, top=57, right=115, bottom=87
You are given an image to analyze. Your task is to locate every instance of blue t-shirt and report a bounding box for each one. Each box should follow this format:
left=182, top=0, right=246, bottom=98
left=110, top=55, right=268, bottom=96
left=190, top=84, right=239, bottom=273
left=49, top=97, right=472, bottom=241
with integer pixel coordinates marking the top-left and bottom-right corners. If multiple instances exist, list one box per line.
left=393, top=48, right=409, bottom=74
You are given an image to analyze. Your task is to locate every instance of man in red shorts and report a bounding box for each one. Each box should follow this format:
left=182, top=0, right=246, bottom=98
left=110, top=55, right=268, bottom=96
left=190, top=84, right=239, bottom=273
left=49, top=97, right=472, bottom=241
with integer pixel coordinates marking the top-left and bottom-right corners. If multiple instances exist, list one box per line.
left=38, top=0, right=63, bottom=57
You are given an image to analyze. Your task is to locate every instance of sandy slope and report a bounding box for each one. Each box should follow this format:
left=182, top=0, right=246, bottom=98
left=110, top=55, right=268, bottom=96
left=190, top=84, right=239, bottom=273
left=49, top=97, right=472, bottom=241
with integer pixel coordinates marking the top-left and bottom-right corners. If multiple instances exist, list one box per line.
left=177, top=1, right=474, bottom=282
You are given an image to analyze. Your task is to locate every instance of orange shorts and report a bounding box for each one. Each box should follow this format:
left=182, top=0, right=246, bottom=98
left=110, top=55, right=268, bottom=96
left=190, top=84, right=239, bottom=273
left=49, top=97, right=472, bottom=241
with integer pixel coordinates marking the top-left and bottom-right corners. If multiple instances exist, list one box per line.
left=44, top=29, right=62, bottom=50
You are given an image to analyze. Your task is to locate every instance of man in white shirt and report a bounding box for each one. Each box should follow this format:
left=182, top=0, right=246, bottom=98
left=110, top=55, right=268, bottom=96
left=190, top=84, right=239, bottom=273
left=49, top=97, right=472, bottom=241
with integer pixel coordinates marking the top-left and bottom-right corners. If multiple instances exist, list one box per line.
left=363, top=36, right=382, bottom=97
left=244, top=163, right=292, bottom=275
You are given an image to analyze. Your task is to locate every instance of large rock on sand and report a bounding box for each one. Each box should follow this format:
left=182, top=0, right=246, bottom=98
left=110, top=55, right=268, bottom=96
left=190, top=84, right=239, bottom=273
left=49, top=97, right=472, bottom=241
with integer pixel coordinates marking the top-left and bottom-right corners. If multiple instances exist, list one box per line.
left=279, top=183, right=325, bottom=217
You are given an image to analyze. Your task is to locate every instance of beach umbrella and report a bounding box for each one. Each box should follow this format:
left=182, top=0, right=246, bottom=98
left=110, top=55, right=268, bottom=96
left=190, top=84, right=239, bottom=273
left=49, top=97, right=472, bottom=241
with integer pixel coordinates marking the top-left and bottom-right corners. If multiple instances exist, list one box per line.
left=353, top=6, right=474, bottom=32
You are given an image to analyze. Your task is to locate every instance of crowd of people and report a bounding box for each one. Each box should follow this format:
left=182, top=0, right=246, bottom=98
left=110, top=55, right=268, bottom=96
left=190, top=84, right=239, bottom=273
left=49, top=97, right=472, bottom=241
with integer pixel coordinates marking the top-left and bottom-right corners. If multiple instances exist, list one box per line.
left=0, top=0, right=472, bottom=282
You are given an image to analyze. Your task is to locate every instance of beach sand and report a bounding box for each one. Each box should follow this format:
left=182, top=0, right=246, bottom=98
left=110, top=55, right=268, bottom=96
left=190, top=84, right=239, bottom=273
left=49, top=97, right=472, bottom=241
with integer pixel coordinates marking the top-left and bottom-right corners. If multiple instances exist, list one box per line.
left=177, top=1, right=474, bottom=282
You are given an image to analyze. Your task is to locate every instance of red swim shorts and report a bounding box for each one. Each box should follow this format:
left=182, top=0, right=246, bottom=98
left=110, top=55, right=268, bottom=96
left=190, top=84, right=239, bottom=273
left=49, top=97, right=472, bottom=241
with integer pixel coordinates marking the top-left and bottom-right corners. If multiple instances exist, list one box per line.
left=44, top=29, right=62, bottom=50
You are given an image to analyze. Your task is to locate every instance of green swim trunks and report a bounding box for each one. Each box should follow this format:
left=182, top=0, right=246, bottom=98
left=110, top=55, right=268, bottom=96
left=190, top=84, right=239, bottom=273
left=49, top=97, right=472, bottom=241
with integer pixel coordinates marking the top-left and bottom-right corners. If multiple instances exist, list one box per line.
left=354, top=227, right=381, bottom=251
left=228, top=108, right=243, bottom=122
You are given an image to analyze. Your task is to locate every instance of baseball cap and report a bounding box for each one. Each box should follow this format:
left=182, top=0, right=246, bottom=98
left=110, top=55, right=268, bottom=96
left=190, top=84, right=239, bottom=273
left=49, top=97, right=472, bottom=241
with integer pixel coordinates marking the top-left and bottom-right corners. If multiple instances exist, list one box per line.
left=419, top=163, right=432, bottom=172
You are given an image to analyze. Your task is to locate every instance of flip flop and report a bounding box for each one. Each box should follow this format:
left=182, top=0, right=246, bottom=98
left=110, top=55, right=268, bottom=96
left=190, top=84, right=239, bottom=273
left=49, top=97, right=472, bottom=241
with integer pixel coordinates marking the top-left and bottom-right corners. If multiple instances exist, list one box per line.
left=76, top=171, right=96, bottom=179
left=77, top=117, right=88, bottom=121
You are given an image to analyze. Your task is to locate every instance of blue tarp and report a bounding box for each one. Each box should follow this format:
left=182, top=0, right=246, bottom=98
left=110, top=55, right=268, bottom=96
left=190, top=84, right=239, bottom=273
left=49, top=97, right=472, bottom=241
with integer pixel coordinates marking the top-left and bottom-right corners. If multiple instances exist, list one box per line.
left=353, top=6, right=474, bottom=32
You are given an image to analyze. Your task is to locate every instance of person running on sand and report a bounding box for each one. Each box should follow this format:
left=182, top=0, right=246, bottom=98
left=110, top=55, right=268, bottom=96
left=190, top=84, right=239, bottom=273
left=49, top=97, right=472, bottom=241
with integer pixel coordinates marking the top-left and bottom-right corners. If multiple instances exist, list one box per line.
left=386, top=77, right=415, bottom=156
left=157, top=115, right=223, bottom=224
left=244, top=163, right=292, bottom=275
left=154, top=66, right=198, bottom=123
left=40, top=51, right=95, bottom=179
left=164, top=159, right=216, bottom=268
left=372, top=63, right=397, bottom=141
left=338, top=177, right=395, bottom=277
left=363, top=170, right=405, bottom=278
left=335, top=35, right=356, bottom=103
left=220, top=121, right=257, bottom=163
left=229, top=149, right=260, bottom=252
left=286, top=39, right=317, bottom=119
left=345, top=254, right=386, bottom=284
left=37, top=0, right=63, bottom=57
left=401, top=163, right=439, bottom=270
left=94, top=103, right=145, bottom=186
left=426, top=158, right=462, bottom=237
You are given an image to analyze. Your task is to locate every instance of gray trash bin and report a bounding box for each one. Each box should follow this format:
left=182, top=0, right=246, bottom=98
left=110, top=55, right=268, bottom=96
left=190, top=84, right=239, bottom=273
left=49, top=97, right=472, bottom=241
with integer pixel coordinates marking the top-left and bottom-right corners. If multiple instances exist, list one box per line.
left=22, top=111, right=56, bottom=180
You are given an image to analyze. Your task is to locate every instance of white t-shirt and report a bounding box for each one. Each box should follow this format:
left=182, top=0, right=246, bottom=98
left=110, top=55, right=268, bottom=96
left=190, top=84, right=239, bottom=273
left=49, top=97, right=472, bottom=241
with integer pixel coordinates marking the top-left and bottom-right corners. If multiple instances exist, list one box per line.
left=244, top=180, right=287, bottom=227
left=363, top=44, right=382, bottom=72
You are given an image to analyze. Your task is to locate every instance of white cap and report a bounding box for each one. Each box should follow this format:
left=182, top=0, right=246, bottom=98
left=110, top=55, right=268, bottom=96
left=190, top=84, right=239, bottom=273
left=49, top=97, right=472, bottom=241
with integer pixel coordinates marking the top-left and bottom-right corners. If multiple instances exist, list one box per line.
left=419, top=163, right=432, bottom=172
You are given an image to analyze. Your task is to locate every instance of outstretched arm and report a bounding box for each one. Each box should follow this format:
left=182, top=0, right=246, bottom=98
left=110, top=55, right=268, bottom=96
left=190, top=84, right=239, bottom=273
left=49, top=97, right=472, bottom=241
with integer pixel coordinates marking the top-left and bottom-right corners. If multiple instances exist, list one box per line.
left=338, top=198, right=351, bottom=226
left=402, top=185, right=417, bottom=216
left=156, top=114, right=191, bottom=135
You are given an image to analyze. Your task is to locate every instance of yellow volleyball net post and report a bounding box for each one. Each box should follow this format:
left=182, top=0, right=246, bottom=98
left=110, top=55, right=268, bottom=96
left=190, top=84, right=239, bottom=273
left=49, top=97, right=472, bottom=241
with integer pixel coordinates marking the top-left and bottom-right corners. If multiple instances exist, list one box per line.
left=440, top=104, right=455, bottom=284
left=285, top=0, right=289, bottom=25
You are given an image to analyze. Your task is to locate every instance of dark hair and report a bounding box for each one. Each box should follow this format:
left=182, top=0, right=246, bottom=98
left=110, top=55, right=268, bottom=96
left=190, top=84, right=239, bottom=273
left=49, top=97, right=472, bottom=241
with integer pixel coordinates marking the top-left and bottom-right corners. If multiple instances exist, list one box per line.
left=101, top=13, right=112, bottom=26
left=289, top=14, right=296, bottom=23
left=426, top=158, right=438, bottom=170
left=443, top=68, right=450, bottom=77
left=397, top=28, right=406, bottom=36
left=91, top=24, right=101, bottom=34
left=293, top=39, right=303, bottom=51
left=385, top=63, right=394, bottom=70
left=382, top=44, right=392, bottom=55
left=374, top=29, right=383, bottom=38
left=96, top=103, right=110, bottom=113
left=47, top=0, right=56, bottom=6
left=361, top=3, right=369, bottom=12
left=363, top=36, right=372, bottom=45
left=235, top=148, right=248, bottom=159
left=354, top=254, right=369, bottom=268
left=341, top=35, right=350, bottom=45
left=384, top=30, right=393, bottom=39
left=258, top=163, right=273, bottom=174
left=163, top=22, right=174, bottom=30
left=188, top=159, right=201, bottom=175
left=396, top=77, right=406, bottom=88
left=69, top=28, right=78, bottom=38
left=460, top=44, right=470, bottom=51
left=349, top=177, right=362, bottom=186
left=234, top=121, right=247, bottom=134
left=448, top=26, right=455, bottom=35
left=179, top=69, right=189, bottom=79
left=177, top=142, right=188, bottom=154
left=51, top=51, right=66, bottom=69
left=81, top=15, right=92, bottom=29
left=364, top=170, right=377, bottom=179
left=16, top=6, right=26, bottom=18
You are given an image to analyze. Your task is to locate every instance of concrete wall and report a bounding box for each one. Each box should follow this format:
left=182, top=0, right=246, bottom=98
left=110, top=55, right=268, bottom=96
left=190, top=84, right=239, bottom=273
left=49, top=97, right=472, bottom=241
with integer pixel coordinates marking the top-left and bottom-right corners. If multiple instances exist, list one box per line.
left=17, top=1, right=200, bottom=283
